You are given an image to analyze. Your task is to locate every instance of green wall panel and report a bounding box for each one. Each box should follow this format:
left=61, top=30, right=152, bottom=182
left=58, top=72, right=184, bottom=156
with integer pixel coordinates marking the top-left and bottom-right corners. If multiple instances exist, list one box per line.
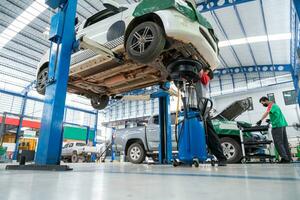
left=63, top=126, right=95, bottom=142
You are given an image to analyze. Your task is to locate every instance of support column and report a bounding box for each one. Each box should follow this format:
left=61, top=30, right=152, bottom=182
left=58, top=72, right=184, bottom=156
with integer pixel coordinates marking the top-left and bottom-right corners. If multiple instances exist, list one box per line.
left=151, top=83, right=172, bottom=164
left=13, top=92, right=28, bottom=160
left=35, top=0, right=78, bottom=165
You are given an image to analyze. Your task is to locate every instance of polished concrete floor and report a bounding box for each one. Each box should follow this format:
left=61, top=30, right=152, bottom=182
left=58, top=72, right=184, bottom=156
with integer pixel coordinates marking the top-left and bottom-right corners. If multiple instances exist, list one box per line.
left=0, top=162, right=299, bottom=200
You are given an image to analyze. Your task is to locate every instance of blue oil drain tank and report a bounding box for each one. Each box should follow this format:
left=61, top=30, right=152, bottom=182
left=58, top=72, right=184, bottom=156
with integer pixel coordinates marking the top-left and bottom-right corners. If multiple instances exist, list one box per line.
left=176, top=111, right=207, bottom=165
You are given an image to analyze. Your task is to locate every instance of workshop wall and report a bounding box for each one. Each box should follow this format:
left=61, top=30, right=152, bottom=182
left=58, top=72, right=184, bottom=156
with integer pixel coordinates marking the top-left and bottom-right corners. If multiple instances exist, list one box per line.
left=213, top=82, right=300, bottom=137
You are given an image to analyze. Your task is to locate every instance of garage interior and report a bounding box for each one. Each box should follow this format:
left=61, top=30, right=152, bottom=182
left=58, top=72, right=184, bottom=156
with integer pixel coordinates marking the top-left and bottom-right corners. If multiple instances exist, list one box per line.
left=0, top=0, right=300, bottom=199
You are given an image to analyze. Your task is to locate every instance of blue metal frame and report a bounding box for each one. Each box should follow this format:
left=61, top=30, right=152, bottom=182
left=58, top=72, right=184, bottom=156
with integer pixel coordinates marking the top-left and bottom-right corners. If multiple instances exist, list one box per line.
left=197, top=0, right=255, bottom=12
left=214, top=65, right=293, bottom=76
left=150, top=83, right=172, bottom=164
left=0, top=88, right=96, bottom=115
left=93, top=110, right=98, bottom=146
left=12, top=88, right=29, bottom=160
left=35, top=0, right=78, bottom=165
left=291, top=0, right=300, bottom=105
left=293, top=0, right=300, bottom=17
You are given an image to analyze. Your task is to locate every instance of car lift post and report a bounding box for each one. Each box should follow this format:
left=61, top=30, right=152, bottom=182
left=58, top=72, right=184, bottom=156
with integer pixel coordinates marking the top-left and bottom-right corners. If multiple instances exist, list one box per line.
left=12, top=81, right=36, bottom=161
left=293, top=0, right=300, bottom=105
left=6, top=0, right=78, bottom=171
left=150, top=83, right=172, bottom=164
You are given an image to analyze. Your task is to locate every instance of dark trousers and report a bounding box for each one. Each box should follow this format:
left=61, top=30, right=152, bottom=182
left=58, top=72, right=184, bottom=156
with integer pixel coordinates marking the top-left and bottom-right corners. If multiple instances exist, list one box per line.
left=272, top=127, right=292, bottom=161
left=194, top=82, right=226, bottom=161
left=206, top=118, right=227, bottom=161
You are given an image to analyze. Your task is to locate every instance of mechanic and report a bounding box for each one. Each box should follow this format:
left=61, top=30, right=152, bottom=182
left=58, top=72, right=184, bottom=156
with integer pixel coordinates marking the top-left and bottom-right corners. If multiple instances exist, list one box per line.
left=257, top=97, right=292, bottom=163
left=195, top=67, right=228, bottom=166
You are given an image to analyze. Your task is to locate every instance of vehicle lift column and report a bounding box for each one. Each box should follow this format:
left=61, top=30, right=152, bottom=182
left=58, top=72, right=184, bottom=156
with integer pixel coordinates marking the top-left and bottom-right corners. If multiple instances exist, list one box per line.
left=150, top=83, right=172, bottom=164
left=6, top=0, right=78, bottom=171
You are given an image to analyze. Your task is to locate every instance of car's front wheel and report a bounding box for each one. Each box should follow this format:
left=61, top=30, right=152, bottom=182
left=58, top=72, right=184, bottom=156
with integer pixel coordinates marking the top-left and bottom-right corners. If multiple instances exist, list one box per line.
left=36, top=67, right=48, bottom=95
left=127, top=143, right=145, bottom=164
left=220, top=137, right=242, bottom=163
left=91, top=95, right=109, bottom=110
left=126, top=21, right=166, bottom=64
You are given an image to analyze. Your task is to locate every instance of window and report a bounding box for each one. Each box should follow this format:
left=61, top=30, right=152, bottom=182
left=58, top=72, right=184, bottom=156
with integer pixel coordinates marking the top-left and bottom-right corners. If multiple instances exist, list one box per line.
left=68, top=143, right=74, bottom=147
left=247, top=97, right=254, bottom=111
left=283, top=90, right=297, bottom=105
left=76, top=143, right=86, bottom=147
left=171, top=113, right=176, bottom=124
left=267, top=93, right=276, bottom=103
left=153, top=114, right=176, bottom=125
left=153, top=116, right=159, bottom=125
left=63, top=144, right=69, bottom=148
left=84, top=9, right=120, bottom=28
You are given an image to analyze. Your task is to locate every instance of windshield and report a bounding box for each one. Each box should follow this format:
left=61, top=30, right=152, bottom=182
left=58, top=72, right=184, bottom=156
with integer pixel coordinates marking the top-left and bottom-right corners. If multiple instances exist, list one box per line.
left=76, top=143, right=86, bottom=147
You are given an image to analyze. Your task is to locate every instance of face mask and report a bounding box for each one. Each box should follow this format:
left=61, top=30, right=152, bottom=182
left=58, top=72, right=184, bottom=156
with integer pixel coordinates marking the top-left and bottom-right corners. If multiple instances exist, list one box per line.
left=263, top=103, right=268, bottom=107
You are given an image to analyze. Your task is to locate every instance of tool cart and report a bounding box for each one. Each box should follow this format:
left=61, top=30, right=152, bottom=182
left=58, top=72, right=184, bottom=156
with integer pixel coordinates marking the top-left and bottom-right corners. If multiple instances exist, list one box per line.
left=239, top=124, right=276, bottom=163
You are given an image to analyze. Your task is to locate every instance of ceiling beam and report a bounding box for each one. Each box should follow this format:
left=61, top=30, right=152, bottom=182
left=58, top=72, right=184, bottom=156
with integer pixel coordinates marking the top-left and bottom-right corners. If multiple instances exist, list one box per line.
left=197, top=0, right=256, bottom=12
left=214, top=65, right=292, bottom=76
left=293, top=0, right=300, bottom=18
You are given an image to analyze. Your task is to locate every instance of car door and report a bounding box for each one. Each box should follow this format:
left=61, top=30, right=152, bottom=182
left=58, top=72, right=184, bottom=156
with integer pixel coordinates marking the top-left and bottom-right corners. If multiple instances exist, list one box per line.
left=79, top=7, right=127, bottom=46
left=67, top=143, right=74, bottom=155
left=170, top=113, right=178, bottom=151
left=61, top=143, right=69, bottom=156
left=146, top=114, right=178, bottom=152
left=146, top=116, right=160, bottom=151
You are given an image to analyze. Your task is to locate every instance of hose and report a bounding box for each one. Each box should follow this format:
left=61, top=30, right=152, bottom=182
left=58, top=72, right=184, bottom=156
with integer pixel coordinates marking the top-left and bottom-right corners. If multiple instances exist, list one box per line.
left=175, top=89, right=181, bottom=147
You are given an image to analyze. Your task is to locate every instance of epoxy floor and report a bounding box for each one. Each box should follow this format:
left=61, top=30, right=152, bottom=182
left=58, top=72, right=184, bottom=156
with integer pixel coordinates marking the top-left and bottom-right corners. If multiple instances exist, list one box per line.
left=0, top=162, right=299, bottom=200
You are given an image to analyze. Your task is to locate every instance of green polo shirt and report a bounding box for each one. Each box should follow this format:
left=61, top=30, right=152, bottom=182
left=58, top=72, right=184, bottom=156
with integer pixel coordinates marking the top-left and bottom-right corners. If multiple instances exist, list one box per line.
left=268, top=103, right=288, bottom=128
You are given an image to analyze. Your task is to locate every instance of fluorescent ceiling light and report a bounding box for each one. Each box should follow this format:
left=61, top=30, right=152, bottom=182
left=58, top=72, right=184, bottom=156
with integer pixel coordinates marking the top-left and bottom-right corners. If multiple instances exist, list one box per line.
left=219, top=33, right=291, bottom=47
left=0, top=0, right=47, bottom=49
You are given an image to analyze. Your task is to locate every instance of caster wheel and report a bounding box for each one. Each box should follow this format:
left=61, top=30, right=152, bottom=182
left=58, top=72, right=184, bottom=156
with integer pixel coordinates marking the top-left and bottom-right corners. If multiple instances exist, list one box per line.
left=211, top=160, right=216, bottom=167
left=193, top=159, right=200, bottom=168
left=173, top=159, right=180, bottom=167
left=241, top=158, right=247, bottom=164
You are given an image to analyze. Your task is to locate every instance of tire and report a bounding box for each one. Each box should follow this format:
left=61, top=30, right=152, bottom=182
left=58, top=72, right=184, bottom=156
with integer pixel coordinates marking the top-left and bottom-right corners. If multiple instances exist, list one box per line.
left=127, top=143, right=145, bottom=164
left=220, top=137, right=242, bottom=163
left=71, top=153, right=79, bottom=163
left=36, top=67, right=48, bottom=95
left=125, top=21, right=166, bottom=64
left=193, top=159, right=200, bottom=168
left=91, top=95, right=109, bottom=110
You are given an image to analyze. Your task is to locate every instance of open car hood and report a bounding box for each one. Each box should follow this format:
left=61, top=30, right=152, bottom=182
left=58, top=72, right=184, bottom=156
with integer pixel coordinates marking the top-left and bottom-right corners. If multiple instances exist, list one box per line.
left=213, top=98, right=250, bottom=121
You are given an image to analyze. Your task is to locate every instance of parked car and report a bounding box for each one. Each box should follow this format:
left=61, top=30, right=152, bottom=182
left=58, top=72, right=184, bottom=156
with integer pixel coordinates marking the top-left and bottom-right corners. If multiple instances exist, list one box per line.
left=61, top=142, right=101, bottom=163
left=211, top=99, right=269, bottom=163
left=36, top=0, right=219, bottom=110
left=114, top=99, right=269, bottom=164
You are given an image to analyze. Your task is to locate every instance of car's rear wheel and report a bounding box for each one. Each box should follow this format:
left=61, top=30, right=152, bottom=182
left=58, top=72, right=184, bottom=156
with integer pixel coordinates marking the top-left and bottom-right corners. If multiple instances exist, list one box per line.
left=126, top=21, right=166, bottom=64
left=220, top=137, right=242, bottom=163
left=71, top=153, right=79, bottom=163
left=91, top=95, right=109, bottom=110
left=127, top=143, right=145, bottom=164
left=36, top=67, right=48, bottom=95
